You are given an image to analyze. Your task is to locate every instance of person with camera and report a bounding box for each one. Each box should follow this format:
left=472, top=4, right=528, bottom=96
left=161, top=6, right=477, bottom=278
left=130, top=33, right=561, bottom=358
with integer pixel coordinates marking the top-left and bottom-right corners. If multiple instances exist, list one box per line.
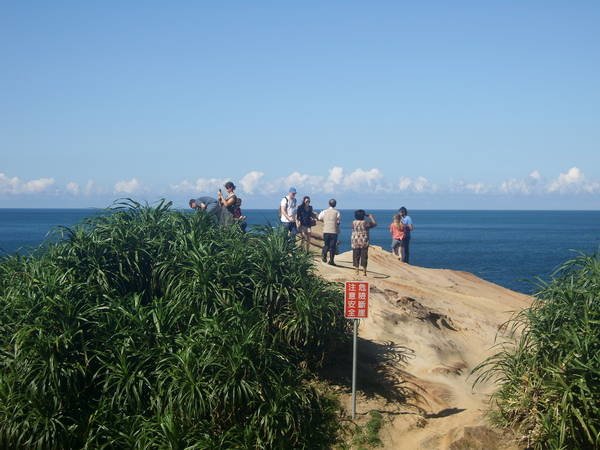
left=217, top=181, right=237, bottom=226
left=351, top=210, right=377, bottom=276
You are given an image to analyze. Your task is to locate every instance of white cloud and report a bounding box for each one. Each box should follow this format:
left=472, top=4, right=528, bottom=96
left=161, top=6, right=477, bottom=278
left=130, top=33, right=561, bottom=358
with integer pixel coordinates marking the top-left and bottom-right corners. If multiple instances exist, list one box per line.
left=0, top=173, right=22, bottom=194
left=328, top=166, right=344, bottom=184
left=114, top=178, right=142, bottom=194
left=239, top=171, right=264, bottom=194
left=66, top=181, right=80, bottom=195
left=342, top=168, right=383, bottom=190
left=500, top=171, right=541, bottom=194
left=397, top=176, right=435, bottom=193
left=167, top=167, right=429, bottom=198
left=398, top=177, right=411, bottom=191
left=171, top=177, right=224, bottom=194
left=156, top=166, right=600, bottom=202
left=22, top=177, right=54, bottom=193
left=256, top=173, right=319, bottom=196
left=465, top=182, right=488, bottom=194
left=546, top=167, right=600, bottom=194
left=284, top=171, right=324, bottom=191
left=500, top=178, right=531, bottom=194
left=548, top=167, right=584, bottom=193
left=583, top=181, right=600, bottom=194
left=84, top=180, right=103, bottom=196
left=0, top=172, right=55, bottom=194
left=245, top=167, right=385, bottom=195
left=323, top=166, right=344, bottom=193
left=170, top=179, right=194, bottom=192
left=451, top=180, right=490, bottom=194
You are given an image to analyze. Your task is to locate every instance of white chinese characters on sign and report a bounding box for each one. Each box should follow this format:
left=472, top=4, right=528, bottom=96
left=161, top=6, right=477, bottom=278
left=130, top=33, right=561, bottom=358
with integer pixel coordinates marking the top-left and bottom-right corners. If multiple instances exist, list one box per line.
left=344, top=281, right=369, bottom=318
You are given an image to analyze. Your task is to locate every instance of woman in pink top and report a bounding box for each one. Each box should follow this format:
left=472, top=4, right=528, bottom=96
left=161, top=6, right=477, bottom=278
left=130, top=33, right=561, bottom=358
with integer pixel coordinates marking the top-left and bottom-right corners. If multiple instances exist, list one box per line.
left=389, top=214, right=405, bottom=260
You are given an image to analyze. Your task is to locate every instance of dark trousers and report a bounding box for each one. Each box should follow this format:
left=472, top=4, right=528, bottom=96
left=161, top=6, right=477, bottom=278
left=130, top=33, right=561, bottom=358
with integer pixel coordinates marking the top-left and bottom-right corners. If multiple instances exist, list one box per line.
left=401, top=237, right=410, bottom=263
left=352, top=247, right=369, bottom=268
left=283, top=221, right=297, bottom=237
left=322, top=233, right=338, bottom=262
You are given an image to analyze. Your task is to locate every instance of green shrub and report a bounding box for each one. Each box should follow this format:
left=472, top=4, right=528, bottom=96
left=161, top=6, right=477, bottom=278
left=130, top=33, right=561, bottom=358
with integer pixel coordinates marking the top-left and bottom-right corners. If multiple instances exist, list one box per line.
left=474, top=252, right=600, bottom=449
left=352, top=410, right=383, bottom=449
left=0, top=200, right=349, bottom=449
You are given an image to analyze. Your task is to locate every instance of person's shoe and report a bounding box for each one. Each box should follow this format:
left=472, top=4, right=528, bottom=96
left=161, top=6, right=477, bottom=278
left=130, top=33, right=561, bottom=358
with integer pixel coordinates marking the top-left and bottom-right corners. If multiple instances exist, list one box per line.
left=355, top=267, right=360, bottom=276
left=363, top=268, right=367, bottom=276
left=328, top=260, right=336, bottom=266
left=322, top=255, right=327, bottom=262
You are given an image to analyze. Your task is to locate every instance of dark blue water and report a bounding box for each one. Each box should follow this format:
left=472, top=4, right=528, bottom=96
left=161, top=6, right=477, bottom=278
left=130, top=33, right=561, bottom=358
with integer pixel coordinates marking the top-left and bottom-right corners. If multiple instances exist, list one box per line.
left=1, top=208, right=599, bottom=294
left=0, top=209, right=106, bottom=254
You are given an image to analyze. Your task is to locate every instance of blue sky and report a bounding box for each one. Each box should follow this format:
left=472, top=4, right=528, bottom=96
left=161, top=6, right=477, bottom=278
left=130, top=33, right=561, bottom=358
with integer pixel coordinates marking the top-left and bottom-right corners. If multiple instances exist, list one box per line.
left=1, top=1, right=599, bottom=209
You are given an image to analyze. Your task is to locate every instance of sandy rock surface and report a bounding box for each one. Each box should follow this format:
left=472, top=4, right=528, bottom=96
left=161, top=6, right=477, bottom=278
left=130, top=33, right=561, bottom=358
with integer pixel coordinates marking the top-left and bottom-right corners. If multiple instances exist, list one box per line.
left=307, top=224, right=531, bottom=449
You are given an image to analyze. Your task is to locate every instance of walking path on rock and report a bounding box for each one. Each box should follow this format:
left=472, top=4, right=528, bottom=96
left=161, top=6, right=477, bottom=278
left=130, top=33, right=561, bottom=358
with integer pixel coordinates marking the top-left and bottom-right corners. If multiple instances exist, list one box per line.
left=309, top=225, right=530, bottom=449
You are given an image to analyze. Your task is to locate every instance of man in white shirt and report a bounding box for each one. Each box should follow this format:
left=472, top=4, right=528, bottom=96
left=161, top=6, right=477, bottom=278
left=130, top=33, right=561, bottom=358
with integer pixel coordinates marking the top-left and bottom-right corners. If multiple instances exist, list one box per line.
left=280, top=187, right=298, bottom=237
left=318, top=199, right=341, bottom=265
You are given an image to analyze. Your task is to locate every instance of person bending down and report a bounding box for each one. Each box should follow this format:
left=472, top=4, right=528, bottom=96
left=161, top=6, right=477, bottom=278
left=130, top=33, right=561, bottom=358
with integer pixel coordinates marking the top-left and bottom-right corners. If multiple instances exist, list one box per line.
left=189, top=197, right=219, bottom=213
left=189, top=196, right=224, bottom=224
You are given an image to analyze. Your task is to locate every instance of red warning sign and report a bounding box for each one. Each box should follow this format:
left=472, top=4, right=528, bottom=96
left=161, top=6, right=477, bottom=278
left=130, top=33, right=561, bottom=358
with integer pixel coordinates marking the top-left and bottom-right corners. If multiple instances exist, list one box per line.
left=344, top=281, right=369, bottom=319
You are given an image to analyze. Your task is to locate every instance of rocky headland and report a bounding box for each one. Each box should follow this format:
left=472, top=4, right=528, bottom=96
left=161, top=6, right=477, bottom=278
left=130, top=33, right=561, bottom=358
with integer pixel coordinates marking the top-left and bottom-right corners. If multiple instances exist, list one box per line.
left=310, top=225, right=531, bottom=449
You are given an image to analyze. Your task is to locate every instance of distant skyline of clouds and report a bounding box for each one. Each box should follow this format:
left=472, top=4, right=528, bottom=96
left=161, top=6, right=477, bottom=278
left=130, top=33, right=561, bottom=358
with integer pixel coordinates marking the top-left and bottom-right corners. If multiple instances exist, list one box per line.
left=1, top=166, right=598, bottom=209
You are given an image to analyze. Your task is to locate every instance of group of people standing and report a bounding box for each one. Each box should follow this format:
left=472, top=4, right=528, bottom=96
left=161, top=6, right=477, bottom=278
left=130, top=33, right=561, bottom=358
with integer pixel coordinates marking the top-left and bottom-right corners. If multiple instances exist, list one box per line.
left=278, top=186, right=414, bottom=277
left=279, top=187, right=341, bottom=264
left=389, top=207, right=413, bottom=263
left=189, top=181, right=247, bottom=231
left=190, top=183, right=413, bottom=276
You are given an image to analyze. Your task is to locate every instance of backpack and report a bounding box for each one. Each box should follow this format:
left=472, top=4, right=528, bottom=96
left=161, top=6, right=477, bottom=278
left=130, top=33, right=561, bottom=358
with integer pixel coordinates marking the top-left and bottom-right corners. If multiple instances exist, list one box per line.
left=278, top=196, right=288, bottom=218
left=232, top=197, right=242, bottom=219
left=224, top=194, right=238, bottom=214
left=278, top=196, right=298, bottom=220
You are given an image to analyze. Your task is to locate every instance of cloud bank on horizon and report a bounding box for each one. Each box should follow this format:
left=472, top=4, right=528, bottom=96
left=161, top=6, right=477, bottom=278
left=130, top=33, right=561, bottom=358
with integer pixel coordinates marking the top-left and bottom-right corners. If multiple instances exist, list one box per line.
left=1, top=166, right=598, bottom=209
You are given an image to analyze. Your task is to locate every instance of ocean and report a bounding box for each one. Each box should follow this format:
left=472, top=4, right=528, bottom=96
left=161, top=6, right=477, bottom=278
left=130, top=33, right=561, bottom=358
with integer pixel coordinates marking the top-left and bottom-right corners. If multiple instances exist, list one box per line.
left=1, top=208, right=599, bottom=294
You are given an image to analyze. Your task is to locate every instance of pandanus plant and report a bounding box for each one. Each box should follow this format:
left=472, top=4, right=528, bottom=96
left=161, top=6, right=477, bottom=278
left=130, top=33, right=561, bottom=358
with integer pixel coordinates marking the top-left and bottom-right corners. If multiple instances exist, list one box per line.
left=473, top=252, right=600, bottom=449
left=0, top=200, right=349, bottom=449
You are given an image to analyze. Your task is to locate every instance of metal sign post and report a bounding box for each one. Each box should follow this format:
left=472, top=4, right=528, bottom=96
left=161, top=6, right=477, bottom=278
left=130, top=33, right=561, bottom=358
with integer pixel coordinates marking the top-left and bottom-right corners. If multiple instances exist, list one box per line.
left=352, top=319, right=358, bottom=419
left=344, top=281, right=369, bottom=420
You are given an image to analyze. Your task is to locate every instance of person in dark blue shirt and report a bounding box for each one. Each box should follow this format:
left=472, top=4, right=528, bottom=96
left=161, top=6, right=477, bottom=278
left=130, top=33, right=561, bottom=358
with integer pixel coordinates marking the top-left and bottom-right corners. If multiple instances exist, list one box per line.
left=399, top=206, right=414, bottom=263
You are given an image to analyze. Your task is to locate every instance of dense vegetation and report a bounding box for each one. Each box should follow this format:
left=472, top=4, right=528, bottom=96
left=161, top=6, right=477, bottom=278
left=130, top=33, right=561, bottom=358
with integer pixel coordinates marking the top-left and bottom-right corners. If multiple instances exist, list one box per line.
left=475, top=253, right=600, bottom=449
left=0, top=200, right=350, bottom=449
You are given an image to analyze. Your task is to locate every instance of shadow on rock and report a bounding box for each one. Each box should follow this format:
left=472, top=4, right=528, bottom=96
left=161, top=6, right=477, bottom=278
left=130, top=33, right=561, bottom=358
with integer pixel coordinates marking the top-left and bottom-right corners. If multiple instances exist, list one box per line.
left=319, top=337, right=423, bottom=411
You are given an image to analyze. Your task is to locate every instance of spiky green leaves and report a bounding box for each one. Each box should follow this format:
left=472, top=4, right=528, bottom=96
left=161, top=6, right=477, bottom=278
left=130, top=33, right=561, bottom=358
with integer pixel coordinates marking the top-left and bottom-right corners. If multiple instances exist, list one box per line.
left=0, top=200, right=348, bottom=449
left=474, top=253, right=600, bottom=449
